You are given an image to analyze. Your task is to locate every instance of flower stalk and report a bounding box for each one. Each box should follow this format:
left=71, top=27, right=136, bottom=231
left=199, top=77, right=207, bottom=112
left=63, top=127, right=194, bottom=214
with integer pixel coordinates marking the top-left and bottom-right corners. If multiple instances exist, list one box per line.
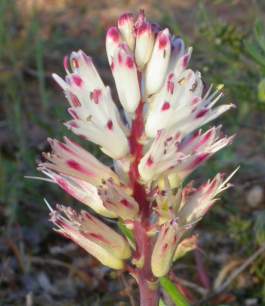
left=37, top=10, right=237, bottom=306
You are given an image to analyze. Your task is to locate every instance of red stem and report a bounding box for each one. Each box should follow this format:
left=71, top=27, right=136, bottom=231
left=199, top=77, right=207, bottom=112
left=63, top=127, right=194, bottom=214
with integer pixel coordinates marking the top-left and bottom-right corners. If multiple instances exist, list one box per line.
left=129, top=101, right=150, bottom=221
left=128, top=101, right=159, bottom=306
left=134, top=221, right=159, bottom=306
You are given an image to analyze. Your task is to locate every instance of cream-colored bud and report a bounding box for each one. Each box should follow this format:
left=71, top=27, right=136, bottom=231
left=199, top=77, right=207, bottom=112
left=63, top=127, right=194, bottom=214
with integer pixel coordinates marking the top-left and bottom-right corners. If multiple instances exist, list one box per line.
left=145, top=28, right=171, bottom=95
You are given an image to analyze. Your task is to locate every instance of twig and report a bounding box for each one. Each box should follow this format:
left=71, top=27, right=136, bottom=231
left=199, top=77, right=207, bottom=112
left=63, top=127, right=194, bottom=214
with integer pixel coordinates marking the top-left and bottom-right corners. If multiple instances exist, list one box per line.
left=26, top=292, right=33, bottom=306
left=194, top=250, right=210, bottom=290
left=30, top=256, right=93, bottom=286
left=120, top=272, right=137, bottom=306
left=5, top=239, right=25, bottom=273
left=172, top=276, right=207, bottom=296
left=194, top=243, right=265, bottom=305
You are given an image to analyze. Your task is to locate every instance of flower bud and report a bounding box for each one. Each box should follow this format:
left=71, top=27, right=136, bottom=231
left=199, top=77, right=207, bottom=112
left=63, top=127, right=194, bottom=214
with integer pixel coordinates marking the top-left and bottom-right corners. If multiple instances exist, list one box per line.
left=145, top=70, right=201, bottom=138
left=135, top=19, right=155, bottom=69
left=151, top=221, right=182, bottom=277
left=106, top=27, right=122, bottom=65
left=111, top=44, right=140, bottom=113
left=118, top=13, right=135, bottom=50
left=173, top=235, right=198, bottom=261
left=145, top=28, right=171, bottom=95
left=98, top=179, right=139, bottom=220
left=53, top=52, right=130, bottom=160
left=40, top=169, right=117, bottom=218
left=69, top=50, right=105, bottom=90
left=39, top=137, right=119, bottom=186
left=168, top=37, right=192, bottom=77
left=178, top=169, right=238, bottom=225
left=175, top=127, right=234, bottom=181
left=50, top=205, right=131, bottom=269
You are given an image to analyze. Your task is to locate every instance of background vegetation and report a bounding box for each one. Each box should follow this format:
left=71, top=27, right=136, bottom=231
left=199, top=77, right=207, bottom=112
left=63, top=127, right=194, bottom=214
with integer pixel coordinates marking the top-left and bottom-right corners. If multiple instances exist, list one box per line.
left=1, top=0, right=265, bottom=305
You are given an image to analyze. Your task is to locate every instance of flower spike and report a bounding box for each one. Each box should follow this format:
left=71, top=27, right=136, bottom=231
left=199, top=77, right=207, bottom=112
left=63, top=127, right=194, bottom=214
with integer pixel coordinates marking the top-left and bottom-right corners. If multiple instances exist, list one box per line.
left=37, top=11, right=237, bottom=302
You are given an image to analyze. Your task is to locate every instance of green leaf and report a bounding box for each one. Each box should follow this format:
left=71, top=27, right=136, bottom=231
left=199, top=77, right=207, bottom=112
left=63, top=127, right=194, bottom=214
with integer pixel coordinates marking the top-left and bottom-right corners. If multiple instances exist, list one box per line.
left=244, top=40, right=265, bottom=69
left=159, top=299, right=168, bottom=306
left=117, top=221, right=135, bottom=244
left=258, top=79, right=265, bottom=103
left=254, top=210, right=265, bottom=246
left=255, top=20, right=265, bottom=52
left=160, top=277, right=190, bottom=306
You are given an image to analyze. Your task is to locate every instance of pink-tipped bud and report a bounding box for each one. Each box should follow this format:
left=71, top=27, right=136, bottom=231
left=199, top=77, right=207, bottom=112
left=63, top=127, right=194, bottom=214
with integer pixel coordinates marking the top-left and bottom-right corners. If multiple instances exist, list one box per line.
left=178, top=169, right=237, bottom=225
left=151, top=221, right=182, bottom=277
left=106, top=27, right=122, bottom=65
left=118, top=13, right=135, bottom=50
left=135, top=20, right=155, bottom=69
left=145, top=28, right=171, bottom=95
left=111, top=44, right=140, bottom=113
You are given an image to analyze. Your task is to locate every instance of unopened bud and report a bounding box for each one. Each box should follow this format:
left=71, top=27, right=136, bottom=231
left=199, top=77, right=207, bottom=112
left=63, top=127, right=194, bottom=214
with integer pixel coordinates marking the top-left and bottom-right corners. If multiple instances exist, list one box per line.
left=106, top=27, right=122, bottom=65
left=145, top=28, right=171, bottom=95
left=111, top=44, right=140, bottom=113
left=135, top=20, right=155, bottom=69
left=118, top=13, right=135, bottom=50
left=151, top=221, right=182, bottom=277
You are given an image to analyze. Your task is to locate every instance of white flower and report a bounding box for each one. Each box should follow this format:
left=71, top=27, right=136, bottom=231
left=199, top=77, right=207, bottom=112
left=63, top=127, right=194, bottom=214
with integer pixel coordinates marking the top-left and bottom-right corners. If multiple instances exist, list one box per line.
left=39, top=137, right=119, bottom=186
left=53, top=51, right=129, bottom=159
left=39, top=169, right=116, bottom=218
left=145, top=70, right=234, bottom=138
left=139, top=126, right=233, bottom=183
left=49, top=205, right=131, bottom=269
left=178, top=168, right=239, bottom=225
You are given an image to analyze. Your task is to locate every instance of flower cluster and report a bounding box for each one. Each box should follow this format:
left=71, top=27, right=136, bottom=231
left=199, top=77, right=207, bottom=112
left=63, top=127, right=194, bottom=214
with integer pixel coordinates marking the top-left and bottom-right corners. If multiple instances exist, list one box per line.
left=39, top=11, right=235, bottom=281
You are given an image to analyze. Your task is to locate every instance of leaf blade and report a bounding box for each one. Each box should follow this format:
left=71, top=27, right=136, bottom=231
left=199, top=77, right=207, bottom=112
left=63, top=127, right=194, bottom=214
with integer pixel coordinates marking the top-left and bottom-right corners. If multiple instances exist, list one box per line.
left=160, top=277, right=190, bottom=306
